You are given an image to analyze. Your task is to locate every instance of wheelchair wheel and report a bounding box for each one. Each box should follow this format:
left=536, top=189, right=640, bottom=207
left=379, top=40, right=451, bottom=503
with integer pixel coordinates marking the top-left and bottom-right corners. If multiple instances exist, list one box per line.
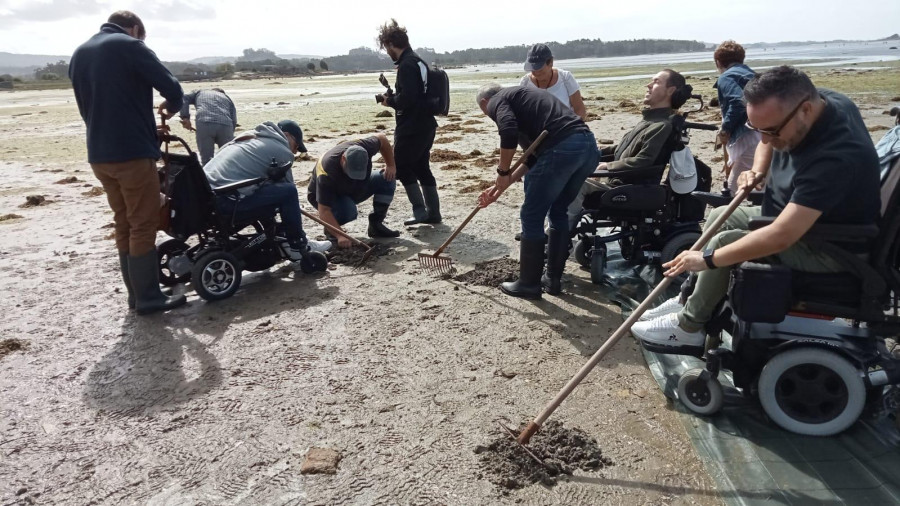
left=590, top=243, right=607, bottom=284
left=661, top=232, right=700, bottom=281
left=677, top=368, right=724, bottom=416
left=573, top=239, right=591, bottom=268
left=758, top=348, right=865, bottom=436
left=192, top=251, right=242, bottom=301
left=299, top=251, right=328, bottom=274
left=158, top=238, right=191, bottom=286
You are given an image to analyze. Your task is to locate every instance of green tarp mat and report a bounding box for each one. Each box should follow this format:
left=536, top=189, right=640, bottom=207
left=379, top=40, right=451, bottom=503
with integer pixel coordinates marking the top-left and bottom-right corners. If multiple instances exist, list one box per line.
left=596, top=245, right=900, bottom=504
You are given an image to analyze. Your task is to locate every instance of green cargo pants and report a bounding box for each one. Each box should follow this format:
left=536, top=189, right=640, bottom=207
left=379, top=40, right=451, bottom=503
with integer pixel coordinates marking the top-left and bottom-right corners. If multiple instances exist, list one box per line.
left=678, top=205, right=844, bottom=332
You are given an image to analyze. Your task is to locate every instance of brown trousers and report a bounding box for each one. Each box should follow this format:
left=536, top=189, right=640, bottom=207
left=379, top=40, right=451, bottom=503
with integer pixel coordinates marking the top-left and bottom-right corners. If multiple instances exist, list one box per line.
left=91, top=158, right=159, bottom=256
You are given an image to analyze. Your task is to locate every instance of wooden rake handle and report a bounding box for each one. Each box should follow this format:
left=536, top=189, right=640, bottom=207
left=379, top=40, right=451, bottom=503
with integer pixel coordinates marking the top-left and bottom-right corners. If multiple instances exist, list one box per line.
left=517, top=172, right=766, bottom=445
left=299, top=208, right=372, bottom=251
left=431, top=130, right=550, bottom=257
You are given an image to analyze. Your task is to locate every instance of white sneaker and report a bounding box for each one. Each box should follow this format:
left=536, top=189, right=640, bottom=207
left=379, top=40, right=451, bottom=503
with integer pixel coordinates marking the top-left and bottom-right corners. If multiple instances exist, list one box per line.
left=630, top=313, right=704, bottom=349
left=308, top=240, right=332, bottom=253
left=638, top=296, right=683, bottom=321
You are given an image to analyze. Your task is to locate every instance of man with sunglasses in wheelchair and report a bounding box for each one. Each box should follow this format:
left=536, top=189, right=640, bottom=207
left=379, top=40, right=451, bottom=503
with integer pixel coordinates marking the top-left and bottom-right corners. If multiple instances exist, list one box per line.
left=631, top=66, right=881, bottom=354
left=203, top=120, right=332, bottom=261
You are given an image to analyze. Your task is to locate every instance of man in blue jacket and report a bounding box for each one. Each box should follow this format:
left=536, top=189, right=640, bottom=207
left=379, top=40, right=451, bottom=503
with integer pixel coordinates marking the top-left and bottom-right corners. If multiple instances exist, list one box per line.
left=713, top=40, right=761, bottom=192
left=69, top=11, right=186, bottom=315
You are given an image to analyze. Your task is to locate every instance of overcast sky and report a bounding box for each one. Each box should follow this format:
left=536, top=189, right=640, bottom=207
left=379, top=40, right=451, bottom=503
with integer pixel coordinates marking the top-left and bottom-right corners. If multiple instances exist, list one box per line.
left=0, top=0, right=897, bottom=61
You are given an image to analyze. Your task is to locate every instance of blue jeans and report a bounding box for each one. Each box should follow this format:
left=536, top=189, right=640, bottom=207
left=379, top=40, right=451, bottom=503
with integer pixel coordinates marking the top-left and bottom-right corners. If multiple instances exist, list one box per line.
left=521, top=132, right=600, bottom=241
left=217, top=182, right=307, bottom=244
left=329, top=171, right=397, bottom=225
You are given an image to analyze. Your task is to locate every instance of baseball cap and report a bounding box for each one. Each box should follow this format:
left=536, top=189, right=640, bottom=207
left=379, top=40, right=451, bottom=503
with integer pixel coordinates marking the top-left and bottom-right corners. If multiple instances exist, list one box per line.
left=668, top=146, right=698, bottom=194
left=277, top=120, right=307, bottom=153
left=524, top=43, right=553, bottom=72
left=342, top=145, right=369, bottom=180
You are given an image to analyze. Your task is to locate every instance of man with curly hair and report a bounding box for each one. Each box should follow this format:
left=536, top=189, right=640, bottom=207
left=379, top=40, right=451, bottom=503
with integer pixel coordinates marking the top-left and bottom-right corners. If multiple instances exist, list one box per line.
left=376, top=19, right=441, bottom=226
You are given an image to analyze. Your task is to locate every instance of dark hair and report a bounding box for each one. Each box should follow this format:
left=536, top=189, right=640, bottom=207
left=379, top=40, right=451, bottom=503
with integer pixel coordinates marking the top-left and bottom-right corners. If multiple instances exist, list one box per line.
left=376, top=19, right=409, bottom=50
left=714, top=40, right=745, bottom=67
left=662, top=69, right=692, bottom=109
left=743, top=66, right=816, bottom=106
left=108, top=10, right=145, bottom=39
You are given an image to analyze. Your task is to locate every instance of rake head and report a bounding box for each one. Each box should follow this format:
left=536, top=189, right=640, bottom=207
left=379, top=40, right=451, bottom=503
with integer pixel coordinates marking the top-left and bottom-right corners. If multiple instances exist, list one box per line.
left=418, top=251, right=453, bottom=275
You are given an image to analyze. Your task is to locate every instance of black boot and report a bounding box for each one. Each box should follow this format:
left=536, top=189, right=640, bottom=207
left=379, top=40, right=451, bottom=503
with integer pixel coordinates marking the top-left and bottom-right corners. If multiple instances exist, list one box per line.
left=119, top=252, right=136, bottom=309
left=422, top=185, right=442, bottom=224
left=542, top=228, right=570, bottom=295
left=501, top=238, right=544, bottom=300
left=129, top=249, right=187, bottom=315
left=403, top=183, right=429, bottom=225
left=120, top=251, right=171, bottom=309
left=367, top=204, right=400, bottom=238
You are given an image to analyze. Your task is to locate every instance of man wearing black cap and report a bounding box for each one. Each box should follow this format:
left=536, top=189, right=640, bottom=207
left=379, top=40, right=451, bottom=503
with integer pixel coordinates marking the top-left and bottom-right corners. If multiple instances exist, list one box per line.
left=376, top=18, right=441, bottom=226
left=308, top=133, right=401, bottom=247
left=204, top=120, right=331, bottom=259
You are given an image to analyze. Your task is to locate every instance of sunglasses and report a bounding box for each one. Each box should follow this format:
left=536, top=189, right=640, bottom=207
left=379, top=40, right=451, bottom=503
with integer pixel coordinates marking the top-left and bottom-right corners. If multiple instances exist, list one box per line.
left=746, top=95, right=811, bottom=137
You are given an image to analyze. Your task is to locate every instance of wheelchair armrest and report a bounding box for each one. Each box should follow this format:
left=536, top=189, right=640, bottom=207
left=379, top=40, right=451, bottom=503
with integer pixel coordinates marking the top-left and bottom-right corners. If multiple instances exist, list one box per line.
left=212, top=177, right=267, bottom=195
left=748, top=216, right=775, bottom=230
left=747, top=190, right=764, bottom=206
left=749, top=216, right=879, bottom=243
left=690, top=191, right=732, bottom=208
left=587, top=164, right=665, bottom=181
left=599, top=153, right=615, bottom=163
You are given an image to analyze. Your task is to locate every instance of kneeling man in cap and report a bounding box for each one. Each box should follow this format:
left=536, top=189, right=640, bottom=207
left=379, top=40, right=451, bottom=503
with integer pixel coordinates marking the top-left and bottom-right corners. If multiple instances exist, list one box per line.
left=307, top=133, right=400, bottom=248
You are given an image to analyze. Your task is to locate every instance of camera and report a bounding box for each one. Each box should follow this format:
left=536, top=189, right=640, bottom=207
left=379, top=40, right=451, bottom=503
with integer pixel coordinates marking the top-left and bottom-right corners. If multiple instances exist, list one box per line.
left=374, top=72, right=393, bottom=104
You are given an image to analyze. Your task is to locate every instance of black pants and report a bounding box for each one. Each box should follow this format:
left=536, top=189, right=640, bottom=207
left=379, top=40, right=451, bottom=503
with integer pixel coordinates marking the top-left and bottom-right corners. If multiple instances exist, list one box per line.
left=394, top=127, right=436, bottom=187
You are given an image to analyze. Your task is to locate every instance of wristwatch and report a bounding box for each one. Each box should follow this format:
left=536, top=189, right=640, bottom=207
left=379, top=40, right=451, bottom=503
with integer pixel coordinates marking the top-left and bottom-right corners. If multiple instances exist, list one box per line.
left=496, top=167, right=512, bottom=176
left=702, top=248, right=717, bottom=269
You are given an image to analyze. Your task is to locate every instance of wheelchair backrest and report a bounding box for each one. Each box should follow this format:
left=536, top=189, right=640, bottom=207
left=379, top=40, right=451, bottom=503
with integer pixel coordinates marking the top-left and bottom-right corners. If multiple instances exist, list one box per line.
left=160, top=151, right=217, bottom=239
left=869, top=156, right=900, bottom=294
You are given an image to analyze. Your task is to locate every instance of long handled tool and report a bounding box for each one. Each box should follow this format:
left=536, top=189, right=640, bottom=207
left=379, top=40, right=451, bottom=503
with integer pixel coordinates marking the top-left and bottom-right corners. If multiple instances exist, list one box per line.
left=515, top=172, right=766, bottom=445
left=299, top=208, right=375, bottom=265
left=418, top=130, right=549, bottom=274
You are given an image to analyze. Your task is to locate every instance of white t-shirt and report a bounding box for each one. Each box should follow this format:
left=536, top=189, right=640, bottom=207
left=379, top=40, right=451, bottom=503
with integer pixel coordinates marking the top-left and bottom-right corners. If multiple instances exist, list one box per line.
left=519, top=68, right=581, bottom=109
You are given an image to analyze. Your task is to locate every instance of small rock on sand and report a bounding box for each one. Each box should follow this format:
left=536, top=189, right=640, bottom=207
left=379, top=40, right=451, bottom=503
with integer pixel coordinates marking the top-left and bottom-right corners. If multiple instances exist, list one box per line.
left=300, top=448, right=342, bottom=474
left=376, top=110, right=393, bottom=118
left=20, top=195, right=46, bottom=208
left=54, top=176, right=79, bottom=184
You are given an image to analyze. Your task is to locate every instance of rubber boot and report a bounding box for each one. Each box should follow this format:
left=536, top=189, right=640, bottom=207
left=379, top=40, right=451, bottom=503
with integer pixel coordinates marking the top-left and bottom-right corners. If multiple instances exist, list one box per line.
left=403, top=183, right=429, bottom=226
left=119, top=252, right=136, bottom=309
left=422, top=185, right=442, bottom=224
left=368, top=204, right=400, bottom=238
left=120, top=251, right=172, bottom=309
left=501, top=238, right=544, bottom=300
left=542, top=228, right=570, bottom=295
left=129, top=249, right=187, bottom=315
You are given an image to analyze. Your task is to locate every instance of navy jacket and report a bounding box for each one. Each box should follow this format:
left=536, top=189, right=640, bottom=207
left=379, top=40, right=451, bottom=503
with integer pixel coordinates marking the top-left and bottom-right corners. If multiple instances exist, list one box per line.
left=714, top=63, right=755, bottom=142
left=69, top=23, right=183, bottom=164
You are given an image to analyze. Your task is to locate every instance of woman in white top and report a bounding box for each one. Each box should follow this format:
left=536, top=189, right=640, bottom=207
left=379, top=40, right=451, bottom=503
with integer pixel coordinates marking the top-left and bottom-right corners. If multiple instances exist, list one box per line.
left=519, top=43, right=587, bottom=120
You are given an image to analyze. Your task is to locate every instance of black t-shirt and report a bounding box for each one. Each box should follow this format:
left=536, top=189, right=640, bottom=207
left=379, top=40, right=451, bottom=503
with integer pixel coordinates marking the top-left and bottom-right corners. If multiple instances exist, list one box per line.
left=486, top=86, right=591, bottom=167
left=762, top=89, right=881, bottom=226
left=307, top=136, right=381, bottom=208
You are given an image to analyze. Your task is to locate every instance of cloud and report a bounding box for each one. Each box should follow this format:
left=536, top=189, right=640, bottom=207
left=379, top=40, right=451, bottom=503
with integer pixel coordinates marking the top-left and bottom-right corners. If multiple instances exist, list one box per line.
left=0, top=0, right=106, bottom=27
left=138, top=0, right=216, bottom=22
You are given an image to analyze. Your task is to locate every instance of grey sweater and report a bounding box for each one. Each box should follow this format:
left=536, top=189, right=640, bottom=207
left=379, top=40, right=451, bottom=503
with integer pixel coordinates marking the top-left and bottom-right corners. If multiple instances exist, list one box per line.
left=203, top=122, right=295, bottom=195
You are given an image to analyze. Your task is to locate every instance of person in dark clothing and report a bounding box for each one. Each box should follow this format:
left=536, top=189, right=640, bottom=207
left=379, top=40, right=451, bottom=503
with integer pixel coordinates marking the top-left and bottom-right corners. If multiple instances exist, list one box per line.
left=476, top=84, right=600, bottom=299
left=376, top=19, right=441, bottom=226
left=631, top=66, right=881, bottom=353
left=69, top=11, right=186, bottom=315
left=307, top=134, right=401, bottom=247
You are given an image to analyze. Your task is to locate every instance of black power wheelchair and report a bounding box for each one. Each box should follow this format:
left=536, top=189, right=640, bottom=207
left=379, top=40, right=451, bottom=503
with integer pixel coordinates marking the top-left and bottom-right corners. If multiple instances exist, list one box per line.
left=571, top=95, right=719, bottom=283
left=656, top=149, right=900, bottom=436
left=155, top=135, right=328, bottom=302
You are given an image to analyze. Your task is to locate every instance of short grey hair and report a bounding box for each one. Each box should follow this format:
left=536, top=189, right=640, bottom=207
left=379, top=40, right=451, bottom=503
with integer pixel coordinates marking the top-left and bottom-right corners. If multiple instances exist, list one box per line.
left=476, top=83, right=503, bottom=105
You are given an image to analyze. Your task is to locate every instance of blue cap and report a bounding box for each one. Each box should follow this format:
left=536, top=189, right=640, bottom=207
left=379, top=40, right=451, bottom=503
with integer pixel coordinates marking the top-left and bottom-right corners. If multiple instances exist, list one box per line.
left=525, top=44, right=553, bottom=71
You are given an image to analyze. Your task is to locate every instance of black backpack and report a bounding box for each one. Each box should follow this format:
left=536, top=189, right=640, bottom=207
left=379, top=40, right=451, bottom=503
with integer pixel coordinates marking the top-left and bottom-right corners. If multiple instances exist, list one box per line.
left=425, top=67, right=450, bottom=116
